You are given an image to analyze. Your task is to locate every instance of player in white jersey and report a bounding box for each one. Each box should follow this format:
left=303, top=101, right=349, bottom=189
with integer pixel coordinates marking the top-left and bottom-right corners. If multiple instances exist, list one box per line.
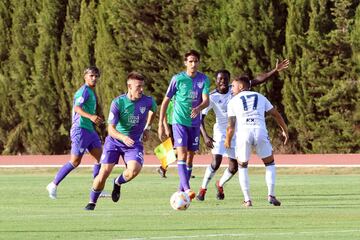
left=196, top=59, right=289, bottom=201
left=225, top=75, right=288, bottom=207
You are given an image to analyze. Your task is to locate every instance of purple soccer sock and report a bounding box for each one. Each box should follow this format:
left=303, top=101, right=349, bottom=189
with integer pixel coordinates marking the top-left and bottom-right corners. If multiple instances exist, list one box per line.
left=177, top=160, right=189, bottom=191
left=53, top=162, right=75, bottom=185
left=89, top=189, right=102, bottom=204
left=115, top=174, right=127, bottom=185
left=93, top=163, right=101, bottom=178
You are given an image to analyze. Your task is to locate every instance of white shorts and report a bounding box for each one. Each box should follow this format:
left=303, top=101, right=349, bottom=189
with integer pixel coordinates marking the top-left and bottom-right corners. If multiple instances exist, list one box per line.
left=212, top=127, right=236, bottom=159
left=235, top=128, right=272, bottom=162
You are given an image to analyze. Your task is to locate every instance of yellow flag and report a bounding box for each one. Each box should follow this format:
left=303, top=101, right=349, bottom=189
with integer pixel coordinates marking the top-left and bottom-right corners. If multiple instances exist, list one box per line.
left=154, top=138, right=177, bottom=168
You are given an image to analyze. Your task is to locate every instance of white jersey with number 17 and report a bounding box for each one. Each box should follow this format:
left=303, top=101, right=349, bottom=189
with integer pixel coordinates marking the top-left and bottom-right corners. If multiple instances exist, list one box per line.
left=227, top=90, right=273, bottom=131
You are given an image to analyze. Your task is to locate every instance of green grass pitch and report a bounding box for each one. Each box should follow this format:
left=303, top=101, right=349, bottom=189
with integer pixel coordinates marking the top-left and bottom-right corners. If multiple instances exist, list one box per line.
left=0, top=167, right=360, bottom=240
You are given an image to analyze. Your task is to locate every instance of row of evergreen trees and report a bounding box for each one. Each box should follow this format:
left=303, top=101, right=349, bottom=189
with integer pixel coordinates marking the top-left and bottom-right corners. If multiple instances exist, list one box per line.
left=0, top=0, right=359, bottom=155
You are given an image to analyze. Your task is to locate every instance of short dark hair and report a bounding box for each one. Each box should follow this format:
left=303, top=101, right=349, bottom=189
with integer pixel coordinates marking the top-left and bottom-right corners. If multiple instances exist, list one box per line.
left=215, top=69, right=231, bottom=79
left=127, top=71, right=146, bottom=81
left=233, top=74, right=250, bottom=86
left=83, top=66, right=100, bottom=77
left=184, top=49, right=200, bottom=61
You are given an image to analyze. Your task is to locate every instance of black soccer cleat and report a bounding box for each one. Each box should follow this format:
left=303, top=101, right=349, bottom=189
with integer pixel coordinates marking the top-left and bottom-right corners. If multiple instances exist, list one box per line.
left=112, top=179, right=121, bottom=202
left=84, top=203, right=96, bottom=211
left=268, top=195, right=281, bottom=206
left=196, top=188, right=207, bottom=201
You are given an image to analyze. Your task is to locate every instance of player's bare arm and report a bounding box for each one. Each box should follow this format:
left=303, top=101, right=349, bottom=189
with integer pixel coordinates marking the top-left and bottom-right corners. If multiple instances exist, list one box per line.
left=143, top=110, right=156, bottom=142
left=158, top=97, right=171, bottom=141
left=224, top=116, right=236, bottom=148
left=267, top=108, right=289, bottom=145
left=251, top=59, right=290, bottom=87
left=74, top=105, right=103, bottom=126
left=108, top=124, right=135, bottom=147
left=191, top=93, right=209, bottom=118
left=200, top=114, right=214, bottom=149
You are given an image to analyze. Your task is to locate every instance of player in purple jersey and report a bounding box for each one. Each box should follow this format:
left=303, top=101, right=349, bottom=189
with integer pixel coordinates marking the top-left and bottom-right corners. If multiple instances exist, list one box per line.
left=46, top=66, right=104, bottom=199
left=197, top=59, right=290, bottom=201
left=158, top=50, right=210, bottom=201
left=85, top=71, right=157, bottom=210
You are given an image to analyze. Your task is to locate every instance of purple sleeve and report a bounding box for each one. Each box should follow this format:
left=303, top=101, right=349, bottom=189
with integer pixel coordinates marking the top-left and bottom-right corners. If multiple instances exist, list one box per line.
left=75, top=87, right=89, bottom=107
left=165, top=76, right=177, bottom=99
left=108, top=100, right=120, bottom=125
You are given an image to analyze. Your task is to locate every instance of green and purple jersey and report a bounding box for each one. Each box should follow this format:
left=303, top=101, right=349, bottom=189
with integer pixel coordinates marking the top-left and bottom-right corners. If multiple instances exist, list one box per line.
left=72, top=84, right=97, bottom=131
left=166, top=71, right=210, bottom=127
left=108, top=94, right=157, bottom=143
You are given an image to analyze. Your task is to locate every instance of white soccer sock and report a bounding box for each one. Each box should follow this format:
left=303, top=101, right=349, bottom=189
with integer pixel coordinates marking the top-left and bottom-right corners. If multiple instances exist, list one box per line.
left=219, top=168, right=234, bottom=187
left=265, top=164, right=276, bottom=196
left=201, top=165, right=216, bottom=189
left=238, top=167, right=251, bottom=202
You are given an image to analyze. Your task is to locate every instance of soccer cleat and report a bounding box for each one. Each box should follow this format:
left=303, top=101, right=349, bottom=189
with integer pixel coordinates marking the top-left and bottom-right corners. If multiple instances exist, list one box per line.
left=268, top=195, right=281, bottom=206
left=196, top=188, right=207, bottom=201
left=186, top=190, right=196, bottom=201
left=99, top=191, right=111, bottom=198
left=46, top=182, right=57, bottom=199
left=215, top=181, right=225, bottom=200
left=84, top=203, right=96, bottom=210
left=156, top=166, right=167, bottom=178
left=111, top=179, right=121, bottom=202
left=243, top=200, right=253, bottom=207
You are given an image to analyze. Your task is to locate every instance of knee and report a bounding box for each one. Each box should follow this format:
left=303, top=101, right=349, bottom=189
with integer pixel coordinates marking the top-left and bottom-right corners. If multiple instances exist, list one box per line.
left=264, top=160, right=275, bottom=166
left=124, top=169, right=140, bottom=180
left=238, top=162, right=248, bottom=168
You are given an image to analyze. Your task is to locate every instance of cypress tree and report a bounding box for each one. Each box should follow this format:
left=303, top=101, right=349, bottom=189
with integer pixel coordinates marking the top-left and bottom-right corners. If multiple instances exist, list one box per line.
left=26, top=1, right=67, bottom=153
left=4, top=0, right=40, bottom=154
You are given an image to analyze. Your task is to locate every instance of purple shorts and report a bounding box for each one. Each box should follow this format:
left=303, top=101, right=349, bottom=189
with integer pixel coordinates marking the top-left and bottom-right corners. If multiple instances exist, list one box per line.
left=172, top=124, right=200, bottom=151
left=100, top=136, right=144, bottom=165
left=70, top=127, right=102, bottom=156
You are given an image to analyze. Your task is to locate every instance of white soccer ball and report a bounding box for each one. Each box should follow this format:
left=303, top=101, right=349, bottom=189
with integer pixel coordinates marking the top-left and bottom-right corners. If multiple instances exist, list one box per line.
left=170, top=191, right=191, bottom=210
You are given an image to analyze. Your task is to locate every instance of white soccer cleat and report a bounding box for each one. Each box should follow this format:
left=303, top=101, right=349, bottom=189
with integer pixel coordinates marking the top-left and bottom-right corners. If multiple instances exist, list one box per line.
left=46, top=182, right=57, bottom=199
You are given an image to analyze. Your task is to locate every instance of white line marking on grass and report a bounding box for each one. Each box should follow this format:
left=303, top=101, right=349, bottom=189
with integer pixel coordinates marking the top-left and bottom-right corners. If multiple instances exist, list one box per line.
left=114, top=229, right=360, bottom=240
left=2, top=164, right=360, bottom=168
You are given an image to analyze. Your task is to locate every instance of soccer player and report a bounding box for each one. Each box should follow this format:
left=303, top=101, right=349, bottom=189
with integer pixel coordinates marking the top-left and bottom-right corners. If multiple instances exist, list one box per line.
left=84, top=71, right=157, bottom=210
left=197, top=59, right=290, bottom=201
left=46, top=66, right=104, bottom=199
left=158, top=50, right=210, bottom=200
left=225, top=75, right=289, bottom=207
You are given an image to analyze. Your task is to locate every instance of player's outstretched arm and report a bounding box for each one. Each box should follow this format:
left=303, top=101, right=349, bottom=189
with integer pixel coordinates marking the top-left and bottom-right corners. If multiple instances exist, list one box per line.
left=267, top=108, right=289, bottom=145
left=251, top=59, right=290, bottom=87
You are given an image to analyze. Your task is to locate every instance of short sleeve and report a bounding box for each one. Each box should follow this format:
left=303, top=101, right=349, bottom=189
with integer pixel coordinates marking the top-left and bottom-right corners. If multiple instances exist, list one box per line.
left=108, top=99, right=120, bottom=125
left=227, top=99, right=236, bottom=117
left=75, top=88, right=89, bottom=107
left=202, top=76, right=210, bottom=95
left=166, top=76, right=177, bottom=99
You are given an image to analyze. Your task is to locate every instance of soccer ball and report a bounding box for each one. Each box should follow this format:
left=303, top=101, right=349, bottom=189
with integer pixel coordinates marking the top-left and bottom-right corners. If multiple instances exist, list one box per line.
left=170, top=191, right=191, bottom=210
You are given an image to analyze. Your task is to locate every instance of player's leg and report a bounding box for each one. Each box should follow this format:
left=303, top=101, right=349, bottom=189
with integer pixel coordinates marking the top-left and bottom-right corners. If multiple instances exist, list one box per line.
left=85, top=163, right=116, bottom=210
left=112, top=143, right=144, bottom=202
left=197, top=154, right=222, bottom=201
left=172, top=124, right=191, bottom=192
left=216, top=157, right=238, bottom=200
left=237, top=131, right=252, bottom=206
left=256, top=129, right=281, bottom=206
left=88, top=132, right=102, bottom=178
left=46, top=154, right=81, bottom=199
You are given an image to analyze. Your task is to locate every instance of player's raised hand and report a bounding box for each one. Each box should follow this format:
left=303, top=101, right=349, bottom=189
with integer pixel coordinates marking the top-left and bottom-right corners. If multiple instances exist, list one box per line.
left=275, top=59, right=290, bottom=72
